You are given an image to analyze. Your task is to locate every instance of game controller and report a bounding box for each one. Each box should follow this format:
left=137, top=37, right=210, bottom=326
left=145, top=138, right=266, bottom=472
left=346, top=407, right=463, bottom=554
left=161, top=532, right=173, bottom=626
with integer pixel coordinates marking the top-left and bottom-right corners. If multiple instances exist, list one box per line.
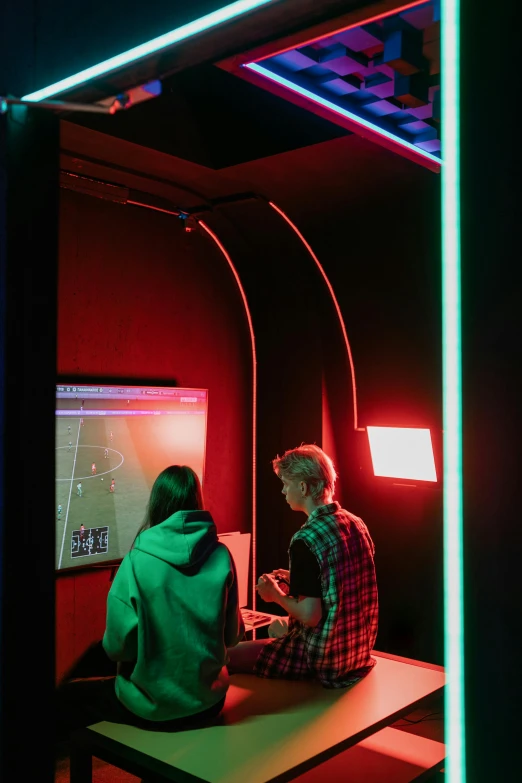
left=257, top=573, right=290, bottom=587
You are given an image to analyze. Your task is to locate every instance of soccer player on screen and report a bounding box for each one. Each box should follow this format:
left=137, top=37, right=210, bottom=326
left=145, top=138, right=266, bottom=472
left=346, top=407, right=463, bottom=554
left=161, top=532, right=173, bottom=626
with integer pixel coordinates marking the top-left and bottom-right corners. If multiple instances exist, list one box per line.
left=68, top=441, right=72, bottom=451
left=77, top=482, right=82, bottom=497
left=104, top=448, right=109, bottom=459
left=79, top=524, right=85, bottom=540
left=110, top=478, right=115, bottom=493
left=109, top=431, right=113, bottom=442
left=91, top=462, right=97, bottom=475
left=57, top=504, right=62, bottom=519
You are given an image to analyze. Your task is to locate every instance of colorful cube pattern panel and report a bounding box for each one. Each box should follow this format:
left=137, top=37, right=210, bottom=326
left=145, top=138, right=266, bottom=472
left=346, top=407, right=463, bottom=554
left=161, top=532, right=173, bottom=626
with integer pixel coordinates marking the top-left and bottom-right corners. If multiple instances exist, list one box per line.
left=245, top=0, right=441, bottom=164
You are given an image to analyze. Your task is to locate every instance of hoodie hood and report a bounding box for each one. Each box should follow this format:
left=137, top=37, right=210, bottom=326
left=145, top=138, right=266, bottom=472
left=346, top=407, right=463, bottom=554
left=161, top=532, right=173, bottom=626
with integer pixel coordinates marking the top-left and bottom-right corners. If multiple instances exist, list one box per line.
left=134, top=510, right=217, bottom=568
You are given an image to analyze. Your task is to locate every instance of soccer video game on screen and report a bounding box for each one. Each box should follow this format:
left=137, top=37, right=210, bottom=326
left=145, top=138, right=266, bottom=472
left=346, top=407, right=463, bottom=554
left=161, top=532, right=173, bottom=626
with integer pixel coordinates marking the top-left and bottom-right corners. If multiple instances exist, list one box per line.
left=55, top=383, right=208, bottom=571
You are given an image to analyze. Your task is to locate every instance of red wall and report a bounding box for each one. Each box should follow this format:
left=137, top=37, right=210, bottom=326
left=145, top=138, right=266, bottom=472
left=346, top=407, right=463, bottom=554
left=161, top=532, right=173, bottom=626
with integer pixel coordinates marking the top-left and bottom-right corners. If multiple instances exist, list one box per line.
left=56, top=188, right=252, bottom=680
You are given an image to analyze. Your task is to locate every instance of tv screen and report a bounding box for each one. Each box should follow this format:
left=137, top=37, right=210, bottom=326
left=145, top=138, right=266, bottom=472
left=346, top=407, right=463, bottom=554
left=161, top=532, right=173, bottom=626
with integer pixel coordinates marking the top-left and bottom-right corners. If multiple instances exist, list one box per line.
left=55, top=383, right=208, bottom=571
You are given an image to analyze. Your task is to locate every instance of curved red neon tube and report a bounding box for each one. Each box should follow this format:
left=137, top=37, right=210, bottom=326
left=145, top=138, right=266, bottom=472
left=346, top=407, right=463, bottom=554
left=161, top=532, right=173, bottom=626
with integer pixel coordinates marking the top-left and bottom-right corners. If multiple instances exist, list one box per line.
left=268, top=202, right=361, bottom=431
left=198, top=220, right=258, bottom=612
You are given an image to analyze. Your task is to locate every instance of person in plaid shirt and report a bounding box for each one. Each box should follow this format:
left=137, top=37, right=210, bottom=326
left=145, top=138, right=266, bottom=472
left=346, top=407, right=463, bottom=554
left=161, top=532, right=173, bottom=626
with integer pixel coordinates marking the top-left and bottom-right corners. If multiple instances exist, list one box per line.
left=228, top=444, right=378, bottom=688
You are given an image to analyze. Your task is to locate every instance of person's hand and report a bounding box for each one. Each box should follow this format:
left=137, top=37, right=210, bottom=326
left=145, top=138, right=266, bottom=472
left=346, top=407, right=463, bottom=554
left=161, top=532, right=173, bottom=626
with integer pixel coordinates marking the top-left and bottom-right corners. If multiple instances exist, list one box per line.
left=271, top=568, right=290, bottom=582
left=269, top=568, right=290, bottom=595
left=268, top=617, right=289, bottom=638
left=256, top=573, right=283, bottom=603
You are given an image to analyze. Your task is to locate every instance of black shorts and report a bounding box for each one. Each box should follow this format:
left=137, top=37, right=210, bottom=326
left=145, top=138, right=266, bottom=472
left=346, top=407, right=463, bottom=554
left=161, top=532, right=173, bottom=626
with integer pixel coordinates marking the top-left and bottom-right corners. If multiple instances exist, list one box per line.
left=56, top=676, right=226, bottom=740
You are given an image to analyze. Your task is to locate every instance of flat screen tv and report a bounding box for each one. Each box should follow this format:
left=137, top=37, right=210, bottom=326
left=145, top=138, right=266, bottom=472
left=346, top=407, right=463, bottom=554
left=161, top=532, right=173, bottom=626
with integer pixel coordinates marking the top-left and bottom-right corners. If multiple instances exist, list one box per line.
left=55, top=382, right=208, bottom=571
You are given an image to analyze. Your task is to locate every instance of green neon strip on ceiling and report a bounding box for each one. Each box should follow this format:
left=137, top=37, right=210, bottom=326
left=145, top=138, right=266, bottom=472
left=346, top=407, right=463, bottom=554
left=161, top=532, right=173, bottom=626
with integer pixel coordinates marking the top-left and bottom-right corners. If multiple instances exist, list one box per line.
left=22, top=0, right=275, bottom=101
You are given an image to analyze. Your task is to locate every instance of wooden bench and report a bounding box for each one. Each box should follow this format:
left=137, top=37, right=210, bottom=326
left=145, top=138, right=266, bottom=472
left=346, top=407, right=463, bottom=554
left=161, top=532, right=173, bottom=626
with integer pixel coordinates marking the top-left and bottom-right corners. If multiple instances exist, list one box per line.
left=70, top=652, right=445, bottom=783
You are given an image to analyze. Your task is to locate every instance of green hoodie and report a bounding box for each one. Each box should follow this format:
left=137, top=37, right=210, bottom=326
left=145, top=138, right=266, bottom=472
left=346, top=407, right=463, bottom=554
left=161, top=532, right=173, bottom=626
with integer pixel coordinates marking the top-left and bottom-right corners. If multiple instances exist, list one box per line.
left=102, top=510, right=244, bottom=721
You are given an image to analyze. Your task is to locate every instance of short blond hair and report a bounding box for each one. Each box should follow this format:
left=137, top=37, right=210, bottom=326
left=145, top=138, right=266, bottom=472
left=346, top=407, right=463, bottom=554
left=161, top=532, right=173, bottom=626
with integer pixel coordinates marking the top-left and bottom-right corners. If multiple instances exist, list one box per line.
left=272, top=444, right=337, bottom=502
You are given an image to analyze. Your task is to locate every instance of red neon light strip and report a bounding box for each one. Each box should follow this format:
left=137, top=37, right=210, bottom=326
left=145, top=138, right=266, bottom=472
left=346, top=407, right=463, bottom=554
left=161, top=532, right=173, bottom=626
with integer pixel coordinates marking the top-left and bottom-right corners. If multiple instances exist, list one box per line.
left=198, top=221, right=258, bottom=613
left=247, top=0, right=429, bottom=64
left=268, top=202, right=361, bottom=431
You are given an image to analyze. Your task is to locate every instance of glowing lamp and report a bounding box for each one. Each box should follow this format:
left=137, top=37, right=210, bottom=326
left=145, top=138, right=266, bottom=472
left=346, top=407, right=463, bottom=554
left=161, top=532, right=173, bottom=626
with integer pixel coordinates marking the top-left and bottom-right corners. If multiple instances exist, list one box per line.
left=367, top=426, right=437, bottom=482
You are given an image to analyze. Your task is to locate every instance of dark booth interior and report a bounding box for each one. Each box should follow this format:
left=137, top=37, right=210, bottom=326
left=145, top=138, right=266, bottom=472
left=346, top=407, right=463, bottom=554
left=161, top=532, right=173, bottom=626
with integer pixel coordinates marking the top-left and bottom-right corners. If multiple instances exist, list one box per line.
left=55, top=116, right=443, bottom=681
left=2, top=1, right=518, bottom=782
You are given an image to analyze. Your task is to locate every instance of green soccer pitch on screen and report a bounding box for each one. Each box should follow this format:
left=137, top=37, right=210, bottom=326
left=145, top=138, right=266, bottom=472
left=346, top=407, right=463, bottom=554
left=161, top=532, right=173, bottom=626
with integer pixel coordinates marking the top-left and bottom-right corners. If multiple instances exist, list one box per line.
left=55, top=382, right=208, bottom=571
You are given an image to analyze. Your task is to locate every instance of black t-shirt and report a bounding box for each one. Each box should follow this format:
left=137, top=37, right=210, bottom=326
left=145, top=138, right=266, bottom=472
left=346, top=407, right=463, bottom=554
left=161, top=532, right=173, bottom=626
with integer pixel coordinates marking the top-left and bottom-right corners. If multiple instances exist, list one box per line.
left=289, top=539, right=322, bottom=598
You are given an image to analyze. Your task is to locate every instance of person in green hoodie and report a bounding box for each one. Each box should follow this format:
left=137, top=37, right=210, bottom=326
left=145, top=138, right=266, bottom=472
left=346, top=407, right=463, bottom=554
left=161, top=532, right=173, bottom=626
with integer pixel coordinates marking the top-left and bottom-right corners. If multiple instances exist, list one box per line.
left=56, top=465, right=244, bottom=740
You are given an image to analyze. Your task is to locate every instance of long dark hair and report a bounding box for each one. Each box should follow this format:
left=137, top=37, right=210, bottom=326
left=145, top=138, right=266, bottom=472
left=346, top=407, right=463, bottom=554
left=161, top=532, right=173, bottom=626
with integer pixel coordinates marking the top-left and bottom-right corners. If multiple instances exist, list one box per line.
left=132, top=465, right=204, bottom=546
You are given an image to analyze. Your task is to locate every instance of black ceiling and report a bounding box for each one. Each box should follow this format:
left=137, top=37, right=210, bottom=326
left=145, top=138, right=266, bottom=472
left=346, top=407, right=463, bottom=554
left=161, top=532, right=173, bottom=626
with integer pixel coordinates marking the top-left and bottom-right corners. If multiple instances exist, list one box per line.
left=65, top=63, right=351, bottom=169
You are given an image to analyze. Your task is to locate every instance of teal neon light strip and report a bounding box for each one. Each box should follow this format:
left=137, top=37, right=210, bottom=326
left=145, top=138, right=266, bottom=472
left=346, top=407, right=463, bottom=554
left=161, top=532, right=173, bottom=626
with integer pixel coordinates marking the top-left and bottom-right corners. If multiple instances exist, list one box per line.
left=245, top=62, right=442, bottom=166
left=22, top=0, right=275, bottom=102
left=441, top=0, right=465, bottom=781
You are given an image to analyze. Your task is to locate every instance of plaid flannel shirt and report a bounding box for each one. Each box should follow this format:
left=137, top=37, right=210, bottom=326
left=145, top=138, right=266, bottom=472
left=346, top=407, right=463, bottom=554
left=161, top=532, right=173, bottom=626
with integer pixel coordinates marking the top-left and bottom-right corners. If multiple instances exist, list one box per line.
left=254, top=502, right=378, bottom=688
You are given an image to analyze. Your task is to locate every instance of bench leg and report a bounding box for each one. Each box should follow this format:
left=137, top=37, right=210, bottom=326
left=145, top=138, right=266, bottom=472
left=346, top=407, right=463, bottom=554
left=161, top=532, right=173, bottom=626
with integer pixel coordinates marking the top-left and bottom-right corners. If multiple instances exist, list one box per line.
left=70, top=743, right=92, bottom=783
